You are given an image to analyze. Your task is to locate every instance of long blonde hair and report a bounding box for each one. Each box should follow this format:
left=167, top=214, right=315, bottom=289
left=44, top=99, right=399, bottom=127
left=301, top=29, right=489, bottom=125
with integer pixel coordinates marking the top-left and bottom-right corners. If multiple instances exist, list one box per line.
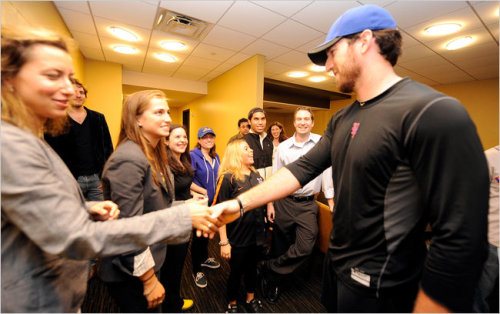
left=118, top=90, right=170, bottom=188
left=1, top=26, right=70, bottom=137
left=218, top=139, right=256, bottom=182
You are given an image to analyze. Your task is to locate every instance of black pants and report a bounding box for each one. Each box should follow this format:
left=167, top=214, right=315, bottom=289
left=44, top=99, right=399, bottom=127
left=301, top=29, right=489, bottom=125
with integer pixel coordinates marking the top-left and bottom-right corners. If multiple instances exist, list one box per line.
left=321, top=256, right=419, bottom=313
left=269, top=197, right=318, bottom=275
left=227, top=245, right=259, bottom=301
left=160, top=242, right=189, bottom=312
left=191, top=230, right=208, bottom=274
left=106, top=273, right=162, bottom=313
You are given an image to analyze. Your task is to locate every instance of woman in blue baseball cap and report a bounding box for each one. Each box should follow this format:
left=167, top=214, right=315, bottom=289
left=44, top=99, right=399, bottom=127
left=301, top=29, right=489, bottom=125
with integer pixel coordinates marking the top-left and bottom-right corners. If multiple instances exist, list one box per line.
left=189, top=126, right=222, bottom=288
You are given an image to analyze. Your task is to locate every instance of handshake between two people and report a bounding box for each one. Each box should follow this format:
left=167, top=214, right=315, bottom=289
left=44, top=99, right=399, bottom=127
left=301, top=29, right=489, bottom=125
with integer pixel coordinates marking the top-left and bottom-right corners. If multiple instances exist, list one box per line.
left=186, top=197, right=243, bottom=238
left=89, top=198, right=244, bottom=238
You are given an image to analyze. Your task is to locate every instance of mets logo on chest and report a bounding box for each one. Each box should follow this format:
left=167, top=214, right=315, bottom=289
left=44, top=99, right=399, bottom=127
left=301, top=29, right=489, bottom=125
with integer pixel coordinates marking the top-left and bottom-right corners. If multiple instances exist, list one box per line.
left=351, top=122, right=360, bottom=139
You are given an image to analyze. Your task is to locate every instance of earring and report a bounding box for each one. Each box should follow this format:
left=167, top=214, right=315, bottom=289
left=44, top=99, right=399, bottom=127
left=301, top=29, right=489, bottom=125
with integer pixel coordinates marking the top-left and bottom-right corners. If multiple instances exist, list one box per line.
left=138, top=124, right=142, bottom=128
left=7, top=85, right=14, bottom=92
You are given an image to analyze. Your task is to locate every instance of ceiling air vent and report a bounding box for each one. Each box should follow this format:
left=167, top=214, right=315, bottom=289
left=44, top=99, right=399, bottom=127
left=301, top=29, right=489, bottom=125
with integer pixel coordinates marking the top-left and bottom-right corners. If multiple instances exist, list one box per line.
left=154, top=8, right=212, bottom=41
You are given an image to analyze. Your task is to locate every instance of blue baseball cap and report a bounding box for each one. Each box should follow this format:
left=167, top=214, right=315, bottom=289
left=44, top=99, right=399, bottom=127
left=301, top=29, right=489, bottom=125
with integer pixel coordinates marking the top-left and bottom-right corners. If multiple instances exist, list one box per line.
left=308, top=5, right=397, bottom=66
left=197, top=126, right=215, bottom=138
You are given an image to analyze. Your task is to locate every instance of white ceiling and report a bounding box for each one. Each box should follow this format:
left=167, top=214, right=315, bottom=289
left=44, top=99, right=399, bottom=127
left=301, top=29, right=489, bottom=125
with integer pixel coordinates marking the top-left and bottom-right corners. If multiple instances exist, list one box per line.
left=54, top=0, right=499, bottom=107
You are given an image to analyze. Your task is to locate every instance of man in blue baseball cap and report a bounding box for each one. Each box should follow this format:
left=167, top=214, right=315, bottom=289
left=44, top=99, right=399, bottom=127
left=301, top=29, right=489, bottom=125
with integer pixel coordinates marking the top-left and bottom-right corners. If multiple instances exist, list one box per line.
left=211, top=4, right=489, bottom=313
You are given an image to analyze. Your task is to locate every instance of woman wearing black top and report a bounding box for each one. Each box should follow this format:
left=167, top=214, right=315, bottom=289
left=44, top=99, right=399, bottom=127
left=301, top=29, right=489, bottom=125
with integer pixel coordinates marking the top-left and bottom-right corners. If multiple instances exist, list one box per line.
left=214, top=139, right=266, bottom=313
left=161, top=124, right=201, bottom=312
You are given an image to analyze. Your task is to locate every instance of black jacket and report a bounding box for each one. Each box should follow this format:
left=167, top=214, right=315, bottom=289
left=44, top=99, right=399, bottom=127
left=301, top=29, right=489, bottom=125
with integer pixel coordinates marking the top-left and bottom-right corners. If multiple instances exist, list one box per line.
left=45, top=107, right=113, bottom=178
left=244, top=133, right=273, bottom=170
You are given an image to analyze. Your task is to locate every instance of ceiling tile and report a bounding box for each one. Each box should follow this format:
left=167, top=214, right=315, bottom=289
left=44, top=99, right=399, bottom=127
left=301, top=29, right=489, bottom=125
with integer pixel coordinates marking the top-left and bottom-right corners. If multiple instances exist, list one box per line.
left=122, top=63, right=143, bottom=72
left=90, top=1, right=158, bottom=29
left=385, top=1, right=469, bottom=28
left=57, top=8, right=96, bottom=36
left=217, top=1, right=286, bottom=37
left=240, top=39, right=290, bottom=60
left=78, top=45, right=105, bottom=61
left=402, top=7, right=482, bottom=45
left=150, top=29, right=200, bottom=54
left=427, top=26, right=498, bottom=54
left=466, top=63, right=499, bottom=81
left=394, top=65, right=439, bottom=86
left=93, top=17, right=152, bottom=46
left=262, top=19, right=323, bottom=49
left=200, top=69, right=225, bottom=82
left=71, top=31, right=101, bottom=49
left=182, top=55, right=222, bottom=70
left=264, top=60, right=292, bottom=75
left=53, top=1, right=90, bottom=14
left=159, top=1, right=234, bottom=24
left=142, top=52, right=180, bottom=76
left=146, top=47, right=189, bottom=64
left=270, top=49, right=312, bottom=67
left=413, top=63, right=474, bottom=84
left=399, top=54, right=453, bottom=70
left=399, top=43, right=435, bottom=63
left=201, top=25, right=256, bottom=51
left=224, top=52, right=252, bottom=67
left=172, top=65, right=211, bottom=80
left=294, top=36, right=325, bottom=54
left=191, top=42, right=237, bottom=62
left=291, top=1, right=359, bottom=32
left=251, top=1, right=312, bottom=17
left=470, top=1, right=499, bottom=25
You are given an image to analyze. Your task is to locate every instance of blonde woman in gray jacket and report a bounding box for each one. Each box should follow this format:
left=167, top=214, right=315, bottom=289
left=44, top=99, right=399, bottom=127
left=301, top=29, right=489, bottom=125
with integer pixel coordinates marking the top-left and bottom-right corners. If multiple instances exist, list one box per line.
left=0, top=26, right=221, bottom=313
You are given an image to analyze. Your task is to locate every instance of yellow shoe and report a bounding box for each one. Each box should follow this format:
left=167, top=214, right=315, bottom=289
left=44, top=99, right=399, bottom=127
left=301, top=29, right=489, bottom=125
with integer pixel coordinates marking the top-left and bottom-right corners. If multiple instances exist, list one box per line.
left=182, top=299, right=194, bottom=311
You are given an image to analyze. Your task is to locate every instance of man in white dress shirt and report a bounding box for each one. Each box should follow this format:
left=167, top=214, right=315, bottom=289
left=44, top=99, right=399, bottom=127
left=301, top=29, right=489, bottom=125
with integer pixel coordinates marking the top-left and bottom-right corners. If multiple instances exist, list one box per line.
left=261, top=107, right=334, bottom=303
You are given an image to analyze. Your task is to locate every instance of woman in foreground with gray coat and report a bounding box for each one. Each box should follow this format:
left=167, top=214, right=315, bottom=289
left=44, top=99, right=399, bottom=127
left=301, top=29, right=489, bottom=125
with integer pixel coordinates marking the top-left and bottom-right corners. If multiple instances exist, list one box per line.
left=0, top=26, right=221, bottom=313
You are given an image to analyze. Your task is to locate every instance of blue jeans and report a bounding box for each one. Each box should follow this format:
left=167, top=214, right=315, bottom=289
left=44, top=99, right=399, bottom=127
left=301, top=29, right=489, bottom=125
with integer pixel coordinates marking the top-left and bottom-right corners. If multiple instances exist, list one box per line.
left=77, top=173, right=103, bottom=201
left=473, top=243, right=499, bottom=313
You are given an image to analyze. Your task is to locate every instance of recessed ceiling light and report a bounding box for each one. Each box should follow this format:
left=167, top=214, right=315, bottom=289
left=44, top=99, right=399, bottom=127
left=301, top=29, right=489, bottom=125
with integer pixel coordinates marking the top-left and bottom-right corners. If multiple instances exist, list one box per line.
left=112, top=45, right=139, bottom=54
left=424, top=23, right=462, bottom=36
left=159, top=40, right=186, bottom=51
left=108, top=27, right=140, bottom=42
left=154, top=52, right=178, bottom=63
left=495, top=7, right=499, bottom=17
left=310, top=65, right=325, bottom=72
left=309, top=76, right=326, bottom=82
left=445, top=36, right=474, bottom=50
left=287, top=71, right=308, bottom=78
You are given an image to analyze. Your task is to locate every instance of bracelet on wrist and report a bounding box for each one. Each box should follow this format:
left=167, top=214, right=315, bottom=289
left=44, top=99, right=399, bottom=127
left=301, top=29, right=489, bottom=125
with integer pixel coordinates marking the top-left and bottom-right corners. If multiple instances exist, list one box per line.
left=219, top=240, right=229, bottom=246
left=141, top=272, right=155, bottom=283
left=143, top=277, right=158, bottom=296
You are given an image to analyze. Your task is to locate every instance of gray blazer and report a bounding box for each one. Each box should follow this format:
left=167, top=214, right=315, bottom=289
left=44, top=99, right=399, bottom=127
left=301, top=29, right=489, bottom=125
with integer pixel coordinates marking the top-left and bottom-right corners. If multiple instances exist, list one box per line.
left=98, top=140, right=176, bottom=282
left=1, top=123, right=192, bottom=312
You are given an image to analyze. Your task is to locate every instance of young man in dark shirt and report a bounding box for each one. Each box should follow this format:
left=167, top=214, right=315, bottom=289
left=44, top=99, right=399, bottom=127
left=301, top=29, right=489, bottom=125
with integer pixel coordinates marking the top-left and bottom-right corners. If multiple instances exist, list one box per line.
left=45, top=78, right=113, bottom=201
left=212, top=5, right=489, bottom=313
left=244, top=108, right=273, bottom=180
left=228, top=118, right=250, bottom=143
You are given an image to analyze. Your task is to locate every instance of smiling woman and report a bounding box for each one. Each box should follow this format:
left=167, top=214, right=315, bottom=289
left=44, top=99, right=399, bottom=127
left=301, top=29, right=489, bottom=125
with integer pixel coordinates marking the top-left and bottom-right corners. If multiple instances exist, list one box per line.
left=1, top=27, right=220, bottom=312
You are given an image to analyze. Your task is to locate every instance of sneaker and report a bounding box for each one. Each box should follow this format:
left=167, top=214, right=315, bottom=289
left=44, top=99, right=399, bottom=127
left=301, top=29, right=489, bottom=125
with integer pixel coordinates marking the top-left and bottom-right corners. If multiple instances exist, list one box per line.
left=201, top=257, right=220, bottom=269
left=182, top=299, right=194, bottom=311
left=245, top=299, right=263, bottom=313
left=193, top=272, right=207, bottom=288
left=226, top=304, right=238, bottom=313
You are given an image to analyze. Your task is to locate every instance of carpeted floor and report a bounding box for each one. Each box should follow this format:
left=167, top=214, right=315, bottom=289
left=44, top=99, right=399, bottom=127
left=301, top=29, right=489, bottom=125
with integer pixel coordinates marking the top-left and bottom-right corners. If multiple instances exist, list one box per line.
left=81, top=233, right=327, bottom=313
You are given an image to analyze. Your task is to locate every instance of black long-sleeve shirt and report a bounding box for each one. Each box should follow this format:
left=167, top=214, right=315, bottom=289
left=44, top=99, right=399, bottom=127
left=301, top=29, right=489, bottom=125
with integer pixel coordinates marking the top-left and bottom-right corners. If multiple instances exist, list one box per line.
left=286, top=78, right=489, bottom=312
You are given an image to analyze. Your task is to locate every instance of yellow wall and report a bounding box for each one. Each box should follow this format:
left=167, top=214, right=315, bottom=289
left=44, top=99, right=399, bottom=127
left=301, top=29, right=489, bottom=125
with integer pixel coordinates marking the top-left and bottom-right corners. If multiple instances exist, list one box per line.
left=1, top=1, right=85, bottom=80
left=185, top=55, right=265, bottom=154
left=84, top=60, right=123, bottom=147
left=433, top=78, right=499, bottom=149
